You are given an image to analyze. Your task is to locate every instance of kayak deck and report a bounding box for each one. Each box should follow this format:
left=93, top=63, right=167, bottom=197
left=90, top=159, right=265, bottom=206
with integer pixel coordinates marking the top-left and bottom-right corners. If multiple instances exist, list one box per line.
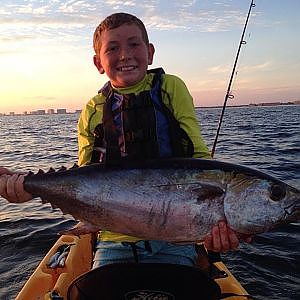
left=16, top=234, right=93, bottom=300
left=16, top=234, right=250, bottom=299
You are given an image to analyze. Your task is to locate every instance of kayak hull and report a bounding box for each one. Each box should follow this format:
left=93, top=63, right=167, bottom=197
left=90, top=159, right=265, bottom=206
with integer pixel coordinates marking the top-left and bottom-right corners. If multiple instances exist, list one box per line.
left=16, top=234, right=249, bottom=299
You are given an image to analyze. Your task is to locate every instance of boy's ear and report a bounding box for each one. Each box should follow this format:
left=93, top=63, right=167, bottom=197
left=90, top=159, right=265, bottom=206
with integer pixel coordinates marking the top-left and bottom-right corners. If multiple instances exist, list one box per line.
left=147, top=43, right=155, bottom=65
left=93, top=55, right=105, bottom=74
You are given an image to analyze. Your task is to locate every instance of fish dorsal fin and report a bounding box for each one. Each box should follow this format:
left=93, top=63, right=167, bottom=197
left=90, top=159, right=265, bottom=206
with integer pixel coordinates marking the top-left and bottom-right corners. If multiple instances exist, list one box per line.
left=192, top=184, right=224, bottom=201
left=47, top=167, right=55, bottom=173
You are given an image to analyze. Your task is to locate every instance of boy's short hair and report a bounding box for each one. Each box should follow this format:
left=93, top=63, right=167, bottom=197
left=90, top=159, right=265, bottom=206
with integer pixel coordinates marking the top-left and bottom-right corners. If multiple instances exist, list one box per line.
left=93, top=13, right=149, bottom=54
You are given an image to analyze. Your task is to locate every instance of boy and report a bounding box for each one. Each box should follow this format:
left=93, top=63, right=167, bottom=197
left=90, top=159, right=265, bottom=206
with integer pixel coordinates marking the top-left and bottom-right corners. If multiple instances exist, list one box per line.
left=77, top=12, right=240, bottom=267
left=0, top=13, right=241, bottom=268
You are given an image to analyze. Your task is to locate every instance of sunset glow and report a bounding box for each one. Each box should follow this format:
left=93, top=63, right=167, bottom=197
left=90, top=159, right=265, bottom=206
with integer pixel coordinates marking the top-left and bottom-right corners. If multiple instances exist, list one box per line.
left=0, top=0, right=299, bottom=114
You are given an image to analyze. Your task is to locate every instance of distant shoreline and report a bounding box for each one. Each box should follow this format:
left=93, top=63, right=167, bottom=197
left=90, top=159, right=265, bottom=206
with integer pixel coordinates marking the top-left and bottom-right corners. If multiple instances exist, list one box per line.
left=197, top=101, right=300, bottom=109
left=1, top=101, right=299, bottom=117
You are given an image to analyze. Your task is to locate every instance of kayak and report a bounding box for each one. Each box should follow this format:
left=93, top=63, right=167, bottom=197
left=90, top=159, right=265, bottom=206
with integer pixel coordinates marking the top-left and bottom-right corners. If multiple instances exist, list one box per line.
left=15, top=234, right=251, bottom=299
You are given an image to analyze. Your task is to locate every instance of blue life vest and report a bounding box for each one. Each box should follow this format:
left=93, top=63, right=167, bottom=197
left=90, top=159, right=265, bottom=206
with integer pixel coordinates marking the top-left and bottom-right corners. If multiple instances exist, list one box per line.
left=91, top=68, right=193, bottom=164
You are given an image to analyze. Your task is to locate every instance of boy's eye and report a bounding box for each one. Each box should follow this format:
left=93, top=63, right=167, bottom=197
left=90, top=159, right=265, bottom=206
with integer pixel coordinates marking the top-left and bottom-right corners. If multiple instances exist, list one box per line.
left=129, top=41, right=141, bottom=48
left=106, top=45, right=118, bottom=53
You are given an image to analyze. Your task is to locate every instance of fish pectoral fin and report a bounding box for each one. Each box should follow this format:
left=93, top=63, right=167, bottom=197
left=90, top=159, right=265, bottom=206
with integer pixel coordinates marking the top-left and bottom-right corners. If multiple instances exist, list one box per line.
left=192, top=184, right=225, bottom=201
left=59, top=221, right=100, bottom=236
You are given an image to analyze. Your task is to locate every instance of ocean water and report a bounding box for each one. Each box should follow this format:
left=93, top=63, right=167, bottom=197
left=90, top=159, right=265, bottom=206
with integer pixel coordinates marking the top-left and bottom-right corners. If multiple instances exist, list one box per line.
left=0, top=105, right=299, bottom=299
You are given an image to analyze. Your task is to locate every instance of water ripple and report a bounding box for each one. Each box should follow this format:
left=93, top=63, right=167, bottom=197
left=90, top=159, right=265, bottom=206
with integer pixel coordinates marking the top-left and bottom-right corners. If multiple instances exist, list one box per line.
left=0, top=107, right=299, bottom=299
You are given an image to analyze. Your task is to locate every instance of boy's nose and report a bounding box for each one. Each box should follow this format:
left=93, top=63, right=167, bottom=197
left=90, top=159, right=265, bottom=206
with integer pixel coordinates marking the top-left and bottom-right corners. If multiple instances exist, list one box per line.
left=120, top=53, right=130, bottom=61
left=120, top=47, right=132, bottom=60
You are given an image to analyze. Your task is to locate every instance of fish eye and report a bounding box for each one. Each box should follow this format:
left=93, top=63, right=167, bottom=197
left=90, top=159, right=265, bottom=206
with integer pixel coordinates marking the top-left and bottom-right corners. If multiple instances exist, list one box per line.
left=269, top=184, right=286, bottom=201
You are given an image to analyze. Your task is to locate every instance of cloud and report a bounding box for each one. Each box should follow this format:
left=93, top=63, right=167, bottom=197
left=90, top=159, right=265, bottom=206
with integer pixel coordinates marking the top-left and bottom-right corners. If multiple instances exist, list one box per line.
left=240, top=61, right=273, bottom=72
left=208, top=64, right=231, bottom=74
left=0, top=0, right=257, bottom=33
left=208, top=61, right=273, bottom=75
left=103, top=0, right=136, bottom=8
left=0, top=35, right=34, bottom=42
left=0, top=1, right=271, bottom=58
left=23, top=95, right=57, bottom=101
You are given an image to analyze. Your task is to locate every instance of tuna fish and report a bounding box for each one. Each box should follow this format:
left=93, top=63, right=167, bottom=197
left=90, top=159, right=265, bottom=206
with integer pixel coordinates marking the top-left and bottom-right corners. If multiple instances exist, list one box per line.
left=23, top=158, right=299, bottom=242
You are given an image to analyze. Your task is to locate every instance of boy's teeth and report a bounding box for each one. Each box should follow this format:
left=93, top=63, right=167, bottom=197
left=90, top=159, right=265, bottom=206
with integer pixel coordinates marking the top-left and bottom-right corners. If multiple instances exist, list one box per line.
left=119, top=66, right=135, bottom=71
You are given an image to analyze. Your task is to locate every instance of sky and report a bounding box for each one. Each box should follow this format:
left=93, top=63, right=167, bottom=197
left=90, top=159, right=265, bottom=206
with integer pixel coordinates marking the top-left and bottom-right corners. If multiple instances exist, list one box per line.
left=0, top=0, right=299, bottom=114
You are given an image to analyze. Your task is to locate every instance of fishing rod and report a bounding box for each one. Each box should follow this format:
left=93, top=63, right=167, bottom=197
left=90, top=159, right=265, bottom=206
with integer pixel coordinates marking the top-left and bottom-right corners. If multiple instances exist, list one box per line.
left=211, top=0, right=256, bottom=158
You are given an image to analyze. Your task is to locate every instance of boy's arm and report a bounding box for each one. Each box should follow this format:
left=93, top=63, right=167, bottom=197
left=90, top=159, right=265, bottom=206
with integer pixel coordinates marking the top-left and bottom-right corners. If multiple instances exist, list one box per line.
left=77, top=111, right=96, bottom=166
left=77, top=98, right=104, bottom=166
left=162, top=74, right=211, bottom=159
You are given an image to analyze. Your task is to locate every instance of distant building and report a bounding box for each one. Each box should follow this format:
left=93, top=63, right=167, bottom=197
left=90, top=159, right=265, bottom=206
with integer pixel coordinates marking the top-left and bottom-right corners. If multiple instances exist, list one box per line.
left=259, top=102, right=281, bottom=106
left=47, top=109, right=55, bottom=114
left=57, top=108, right=67, bottom=114
left=75, top=109, right=82, bottom=113
left=31, top=110, right=46, bottom=115
left=9, top=112, right=15, bottom=116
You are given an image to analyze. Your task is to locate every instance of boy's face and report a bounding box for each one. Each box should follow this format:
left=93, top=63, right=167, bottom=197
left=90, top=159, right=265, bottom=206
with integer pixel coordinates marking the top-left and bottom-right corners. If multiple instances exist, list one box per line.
left=93, top=24, right=155, bottom=88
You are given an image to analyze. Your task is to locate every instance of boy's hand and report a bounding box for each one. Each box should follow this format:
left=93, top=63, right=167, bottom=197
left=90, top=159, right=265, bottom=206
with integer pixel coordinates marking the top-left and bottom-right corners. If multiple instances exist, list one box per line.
left=0, top=169, right=33, bottom=203
left=204, top=221, right=251, bottom=252
left=0, top=167, right=13, bottom=176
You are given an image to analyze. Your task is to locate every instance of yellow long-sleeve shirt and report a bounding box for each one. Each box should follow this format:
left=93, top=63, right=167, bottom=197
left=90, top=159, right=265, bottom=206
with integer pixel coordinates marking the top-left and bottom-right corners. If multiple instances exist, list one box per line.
left=77, top=71, right=211, bottom=242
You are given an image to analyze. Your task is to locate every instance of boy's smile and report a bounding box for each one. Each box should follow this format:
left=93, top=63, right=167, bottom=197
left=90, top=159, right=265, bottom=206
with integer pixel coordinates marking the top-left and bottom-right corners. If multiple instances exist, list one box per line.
left=94, top=24, right=155, bottom=88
